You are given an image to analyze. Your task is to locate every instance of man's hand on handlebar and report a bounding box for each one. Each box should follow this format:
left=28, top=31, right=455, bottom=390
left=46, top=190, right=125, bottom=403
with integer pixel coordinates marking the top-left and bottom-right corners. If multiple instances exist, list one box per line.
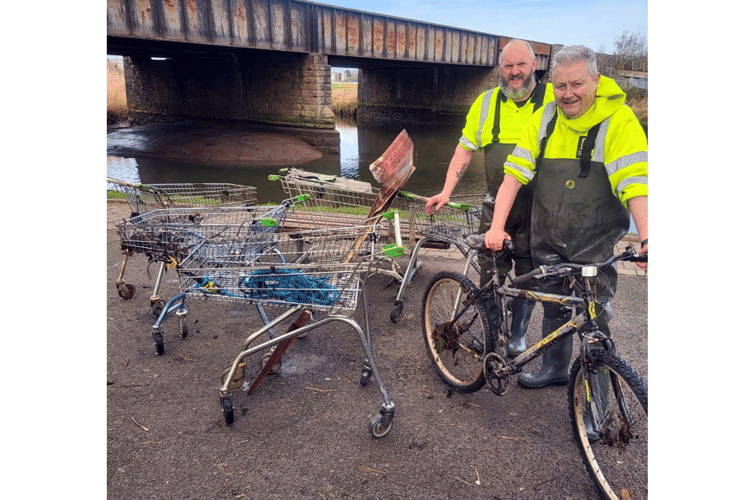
left=637, top=241, right=648, bottom=270
left=485, top=227, right=512, bottom=252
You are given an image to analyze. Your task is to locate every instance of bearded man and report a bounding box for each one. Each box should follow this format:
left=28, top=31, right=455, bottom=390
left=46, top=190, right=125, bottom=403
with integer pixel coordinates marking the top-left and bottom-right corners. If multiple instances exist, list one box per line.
left=425, top=39, right=554, bottom=357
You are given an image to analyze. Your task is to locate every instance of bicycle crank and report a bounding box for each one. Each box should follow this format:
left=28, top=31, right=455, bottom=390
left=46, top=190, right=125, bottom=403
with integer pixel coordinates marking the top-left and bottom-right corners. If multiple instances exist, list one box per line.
left=484, top=353, right=512, bottom=396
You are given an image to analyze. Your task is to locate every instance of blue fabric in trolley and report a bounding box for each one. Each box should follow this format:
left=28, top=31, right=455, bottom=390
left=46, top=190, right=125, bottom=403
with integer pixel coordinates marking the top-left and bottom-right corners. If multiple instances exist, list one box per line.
left=192, top=269, right=340, bottom=306
left=238, top=269, right=340, bottom=305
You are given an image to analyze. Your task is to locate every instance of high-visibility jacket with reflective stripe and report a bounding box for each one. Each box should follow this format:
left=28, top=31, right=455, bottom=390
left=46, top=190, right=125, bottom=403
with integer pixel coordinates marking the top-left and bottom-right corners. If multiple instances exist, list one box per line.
left=503, top=76, right=647, bottom=208
left=459, top=83, right=555, bottom=152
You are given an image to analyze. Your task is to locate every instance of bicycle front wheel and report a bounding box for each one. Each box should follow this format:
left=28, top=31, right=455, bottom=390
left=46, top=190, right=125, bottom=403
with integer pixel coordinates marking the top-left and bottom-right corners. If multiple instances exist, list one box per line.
left=568, top=349, right=648, bottom=500
left=421, top=271, right=493, bottom=393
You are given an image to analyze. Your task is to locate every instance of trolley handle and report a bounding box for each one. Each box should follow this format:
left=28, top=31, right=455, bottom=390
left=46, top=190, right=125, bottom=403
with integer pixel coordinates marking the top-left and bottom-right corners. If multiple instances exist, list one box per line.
left=397, top=191, right=472, bottom=211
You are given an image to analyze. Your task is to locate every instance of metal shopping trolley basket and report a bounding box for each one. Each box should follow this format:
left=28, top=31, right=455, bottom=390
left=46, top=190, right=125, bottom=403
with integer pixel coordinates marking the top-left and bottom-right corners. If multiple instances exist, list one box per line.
left=176, top=222, right=397, bottom=437
left=107, top=177, right=257, bottom=217
left=389, top=192, right=485, bottom=322
left=269, top=168, right=415, bottom=284
left=109, top=177, right=258, bottom=304
left=116, top=199, right=301, bottom=342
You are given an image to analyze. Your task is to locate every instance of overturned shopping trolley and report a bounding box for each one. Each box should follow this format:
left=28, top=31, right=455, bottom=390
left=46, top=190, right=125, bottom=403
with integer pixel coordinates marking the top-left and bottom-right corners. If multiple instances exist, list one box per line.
left=177, top=223, right=397, bottom=437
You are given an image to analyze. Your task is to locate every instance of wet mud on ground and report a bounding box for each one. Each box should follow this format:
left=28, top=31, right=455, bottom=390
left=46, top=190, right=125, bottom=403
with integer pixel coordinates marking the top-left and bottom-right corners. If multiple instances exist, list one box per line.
left=106, top=202, right=648, bottom=500
left=107, top=122, right=324, bottom=166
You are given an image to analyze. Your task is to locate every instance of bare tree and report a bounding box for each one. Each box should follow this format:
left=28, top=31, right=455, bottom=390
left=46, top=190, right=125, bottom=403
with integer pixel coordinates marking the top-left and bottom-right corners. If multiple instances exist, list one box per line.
left=613, top=31, right=647, bottom=72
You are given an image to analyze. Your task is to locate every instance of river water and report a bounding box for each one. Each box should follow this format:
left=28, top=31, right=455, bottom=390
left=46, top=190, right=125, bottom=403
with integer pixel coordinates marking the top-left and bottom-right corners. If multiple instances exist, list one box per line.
left=106, top=119, right=636, bottom=233
left=107, top=120, right=487, bottom=204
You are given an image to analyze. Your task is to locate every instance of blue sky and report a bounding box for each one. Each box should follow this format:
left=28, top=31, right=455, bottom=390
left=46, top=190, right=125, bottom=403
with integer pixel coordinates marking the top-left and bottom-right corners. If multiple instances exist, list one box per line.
left=312, top=0, right=647, bottom=53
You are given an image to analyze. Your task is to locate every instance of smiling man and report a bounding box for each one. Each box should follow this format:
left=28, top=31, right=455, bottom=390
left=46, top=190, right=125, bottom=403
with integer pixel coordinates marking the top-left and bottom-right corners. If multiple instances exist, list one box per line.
left=484, top=45, right=648, bottom=390
left=425, top=39, right=554, bottom=357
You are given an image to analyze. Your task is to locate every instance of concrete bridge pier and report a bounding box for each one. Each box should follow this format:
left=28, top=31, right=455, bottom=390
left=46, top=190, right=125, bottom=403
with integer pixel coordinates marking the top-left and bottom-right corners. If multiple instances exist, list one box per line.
left=123, top=50, right=339, bottom=153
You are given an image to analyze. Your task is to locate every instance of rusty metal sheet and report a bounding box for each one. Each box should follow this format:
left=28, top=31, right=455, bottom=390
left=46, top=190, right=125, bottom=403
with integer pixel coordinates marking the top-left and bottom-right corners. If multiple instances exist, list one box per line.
left=230, top=0, right=248, bottom=42
left=211, top=0, right=231, bottom=43
left=416, top=27, right=425, bottom=60
left=334, top=11, right=346, bottom=53
left=373, top=18, right=384, bottom=56
left=161, top=0, right=182, bottom=41
left=361, top=17, right=373, bottom=57
left=183, top=0, right=201, bottom=41
left=347, top=14, right=359, bottom=56
left=434, top=29, right=444, bottom=62
left=386, top=21, right=396, bottom=58
left=396, top=24, right=406, bottom=59
left=253, top=1, right=270, bottom=48
left=270, top=2, right=286, bottom=49
left=320, top=9, right=332, bottom=53
left=131, top=0, right=156, bottom=36
left=107, top=0, right=129, bottom=36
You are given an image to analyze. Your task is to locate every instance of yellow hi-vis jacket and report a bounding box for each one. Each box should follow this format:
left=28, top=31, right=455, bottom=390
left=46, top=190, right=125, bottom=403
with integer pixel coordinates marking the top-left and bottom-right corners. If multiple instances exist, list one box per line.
left=503, top=76, right=647, bottom=208
left=459, top=83, right=555, bottom=152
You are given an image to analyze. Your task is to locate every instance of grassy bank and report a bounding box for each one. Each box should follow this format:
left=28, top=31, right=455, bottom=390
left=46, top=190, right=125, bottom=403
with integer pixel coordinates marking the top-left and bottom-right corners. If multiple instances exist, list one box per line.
left=332, top=82, right=357, bottom=119
left=108, top=59, right=127, bottom=124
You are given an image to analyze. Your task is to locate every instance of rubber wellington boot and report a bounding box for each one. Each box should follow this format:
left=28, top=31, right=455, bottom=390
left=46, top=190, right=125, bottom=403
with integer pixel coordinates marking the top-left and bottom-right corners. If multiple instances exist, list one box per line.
left=507, top=298, right=535, bottom=357
left=518, top=318, right=573, bottom=389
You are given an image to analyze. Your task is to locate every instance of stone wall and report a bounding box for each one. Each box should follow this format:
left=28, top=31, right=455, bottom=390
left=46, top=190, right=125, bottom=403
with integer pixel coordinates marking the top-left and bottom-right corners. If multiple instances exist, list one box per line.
left=124, top=52, right=335, bottom=130
left=357, top=64, right=498, bottom=127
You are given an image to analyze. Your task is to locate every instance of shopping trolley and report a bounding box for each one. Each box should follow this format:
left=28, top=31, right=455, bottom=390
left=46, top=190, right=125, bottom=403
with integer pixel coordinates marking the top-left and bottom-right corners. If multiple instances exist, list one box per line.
left=389, top=192, right=485, bottom=322
left=176, top=222, right=397, bottom=437
left=116, top=200, right=303, bottom=354
left=107, top=177, right=258, bottom=217
left=109, top=177, right=258, bottom=304
left=269, top=168, right=417, bottom=286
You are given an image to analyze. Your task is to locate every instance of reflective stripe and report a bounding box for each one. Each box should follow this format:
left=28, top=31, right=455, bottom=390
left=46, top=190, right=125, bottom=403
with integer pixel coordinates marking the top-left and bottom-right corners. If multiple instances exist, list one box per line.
left=476, top=89, right=495, bottom=145
left=617, top=176, right=648, bottom=196
left=510, top=145, right=535, bottom=166
left=504, top=155, right=535, bottom=182
left=592, top=117, right=611, bottom=163
left=537, top=102, right=558, bottom=146
left=460, top=135, right=480, bottom=151
left=605, top=151, right=648, bottom=176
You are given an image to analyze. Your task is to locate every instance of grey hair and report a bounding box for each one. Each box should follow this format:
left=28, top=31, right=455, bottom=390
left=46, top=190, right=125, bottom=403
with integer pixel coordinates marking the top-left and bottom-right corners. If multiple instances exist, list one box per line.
left=499, top=39, right=535, bottom=62
left=551, top=45, right=598, bottom=77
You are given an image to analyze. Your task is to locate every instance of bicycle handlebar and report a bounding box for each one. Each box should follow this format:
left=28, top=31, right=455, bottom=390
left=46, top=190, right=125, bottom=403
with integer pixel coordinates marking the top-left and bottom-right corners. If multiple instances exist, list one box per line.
left=465, top=233, right=515, bottom=253
left=464, top=233, right=647, bottom=285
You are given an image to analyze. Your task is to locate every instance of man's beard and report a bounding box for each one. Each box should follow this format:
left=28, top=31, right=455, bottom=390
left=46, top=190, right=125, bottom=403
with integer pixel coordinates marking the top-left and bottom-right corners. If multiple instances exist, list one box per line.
left=500, top=72, right=536, bottom=100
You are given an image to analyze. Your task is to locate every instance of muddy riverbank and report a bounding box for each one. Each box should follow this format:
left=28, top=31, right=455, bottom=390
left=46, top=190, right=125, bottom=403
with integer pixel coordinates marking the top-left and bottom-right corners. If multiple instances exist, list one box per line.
left=107, top=121, right=324, bottom=167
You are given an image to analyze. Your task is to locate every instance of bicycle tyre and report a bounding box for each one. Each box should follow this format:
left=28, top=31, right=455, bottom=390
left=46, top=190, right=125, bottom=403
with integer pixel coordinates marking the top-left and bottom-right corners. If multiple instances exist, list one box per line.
left=421, top=271, right=493, bottom=393
left=568, top=349, right=648, bottom=500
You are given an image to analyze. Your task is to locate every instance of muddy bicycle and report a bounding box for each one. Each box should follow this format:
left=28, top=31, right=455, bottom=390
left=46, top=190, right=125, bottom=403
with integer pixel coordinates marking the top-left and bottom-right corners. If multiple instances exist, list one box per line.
left=421, top=235, right=648, bottom=500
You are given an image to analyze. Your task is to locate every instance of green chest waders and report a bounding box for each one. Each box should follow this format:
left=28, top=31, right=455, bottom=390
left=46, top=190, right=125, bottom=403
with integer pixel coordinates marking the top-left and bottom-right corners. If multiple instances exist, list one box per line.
left=477, top=86, right=546, bottom=356
left=518, top=115, right=629, bottom=389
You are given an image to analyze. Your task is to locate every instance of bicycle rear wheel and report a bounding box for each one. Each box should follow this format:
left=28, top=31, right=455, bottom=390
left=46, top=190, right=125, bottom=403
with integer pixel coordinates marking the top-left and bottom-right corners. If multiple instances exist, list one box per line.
left=421, top=271, right=493, bottom=393
left=568, top=349, right=648, bottom=500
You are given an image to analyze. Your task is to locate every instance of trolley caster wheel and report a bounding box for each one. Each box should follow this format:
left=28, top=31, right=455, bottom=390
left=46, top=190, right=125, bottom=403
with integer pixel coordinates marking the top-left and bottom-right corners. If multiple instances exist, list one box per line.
left=360, top=368, right=372, bottom=386
left=221, top=396, right=234, bottom=425
left=368, top=408, right=394, bottom=439
left=117, top=283, right=136, bottom=300
left=153, top=330, right=165, bottom=356
left=178, top=311, right=188, bottom=338
left=151, top=299, right=165, bottom=317
left=390, top=302, right=404, bottom=323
